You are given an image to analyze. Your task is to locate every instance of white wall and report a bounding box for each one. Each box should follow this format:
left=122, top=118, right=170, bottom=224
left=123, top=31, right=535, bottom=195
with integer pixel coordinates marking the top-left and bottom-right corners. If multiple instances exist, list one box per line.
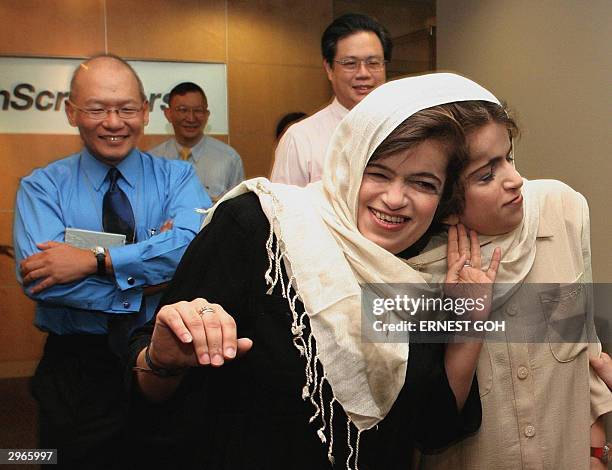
left=437, top=0, right=612, bottom=281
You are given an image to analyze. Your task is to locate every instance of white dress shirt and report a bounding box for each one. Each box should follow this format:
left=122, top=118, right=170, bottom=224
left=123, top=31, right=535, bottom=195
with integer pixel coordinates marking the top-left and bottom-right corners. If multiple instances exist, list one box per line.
left=271, top=98, right=348, bottom=186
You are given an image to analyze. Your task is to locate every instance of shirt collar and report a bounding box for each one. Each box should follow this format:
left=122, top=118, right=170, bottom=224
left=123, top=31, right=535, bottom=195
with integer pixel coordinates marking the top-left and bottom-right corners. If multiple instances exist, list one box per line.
left=407, top=218, right=555, bottom=269
left=81, top=147, right=140, bottom=191
left=536, top=212, right=555, bottom=238
left=172, top=135, right=206, bottom=163
left=330, top=97, right=350, bottom=120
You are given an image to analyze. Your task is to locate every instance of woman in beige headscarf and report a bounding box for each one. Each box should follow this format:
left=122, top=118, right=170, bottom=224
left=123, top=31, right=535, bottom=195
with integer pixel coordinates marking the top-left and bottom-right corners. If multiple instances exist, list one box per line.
left=411, top=100, right=612, bottom=470
left=127, top=73, right=502, bottom=469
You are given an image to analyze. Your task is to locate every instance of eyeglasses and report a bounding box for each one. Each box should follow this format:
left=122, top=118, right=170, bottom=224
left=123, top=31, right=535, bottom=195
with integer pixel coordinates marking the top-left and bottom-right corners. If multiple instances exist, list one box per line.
left=172, top=106, right=208, bottom=117
left=68, top=101, right=144, bottom=120
left=334, top=57, right=388, bottom=72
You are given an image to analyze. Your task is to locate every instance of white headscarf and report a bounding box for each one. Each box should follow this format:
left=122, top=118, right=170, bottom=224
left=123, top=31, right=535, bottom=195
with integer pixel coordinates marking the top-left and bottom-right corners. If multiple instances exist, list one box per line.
left=204, top=73, right=499, bottom=438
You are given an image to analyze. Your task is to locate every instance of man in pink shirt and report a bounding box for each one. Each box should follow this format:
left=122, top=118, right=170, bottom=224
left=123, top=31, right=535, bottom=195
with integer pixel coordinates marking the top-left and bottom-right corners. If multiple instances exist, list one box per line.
left=271, top=13, right=392, bottom=186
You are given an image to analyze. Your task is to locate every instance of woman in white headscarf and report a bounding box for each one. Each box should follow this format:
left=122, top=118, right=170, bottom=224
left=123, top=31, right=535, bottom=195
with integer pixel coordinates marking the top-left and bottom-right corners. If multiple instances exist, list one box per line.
left=409, top=100, right=612, bottom=470
left=126, top=73, right=502, bottom=469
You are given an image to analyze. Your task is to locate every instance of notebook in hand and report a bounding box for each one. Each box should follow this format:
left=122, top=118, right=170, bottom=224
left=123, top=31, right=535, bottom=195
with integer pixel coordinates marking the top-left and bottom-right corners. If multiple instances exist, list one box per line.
left=64, top=228, right=126, bottom=249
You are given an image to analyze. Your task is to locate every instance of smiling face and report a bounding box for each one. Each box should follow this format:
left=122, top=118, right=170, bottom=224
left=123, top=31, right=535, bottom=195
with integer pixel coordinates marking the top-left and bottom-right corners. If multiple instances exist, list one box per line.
left=357, top=140, right=449, bottom=254
left=459, top=122, right=524, bottom=235
left=324, top=31, right=386, bottom=110
left=66, top=57, right=149, bottom=166
left=164, top=91, right=210, bottom=147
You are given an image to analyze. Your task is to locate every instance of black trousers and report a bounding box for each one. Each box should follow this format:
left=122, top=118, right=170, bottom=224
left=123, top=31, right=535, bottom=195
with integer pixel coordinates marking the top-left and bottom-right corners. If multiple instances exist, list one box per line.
left=31, top=334, right=128, bottom=469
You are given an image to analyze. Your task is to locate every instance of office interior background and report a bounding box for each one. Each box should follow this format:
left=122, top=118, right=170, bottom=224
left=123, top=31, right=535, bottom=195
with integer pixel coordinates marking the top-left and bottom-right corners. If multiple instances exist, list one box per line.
left=0, top=0, right=610, bottom=453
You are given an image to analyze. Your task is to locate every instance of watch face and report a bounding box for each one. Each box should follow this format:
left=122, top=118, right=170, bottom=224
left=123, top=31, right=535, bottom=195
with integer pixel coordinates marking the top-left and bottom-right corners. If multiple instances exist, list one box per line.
left=93, top=246, right=105, bottom=255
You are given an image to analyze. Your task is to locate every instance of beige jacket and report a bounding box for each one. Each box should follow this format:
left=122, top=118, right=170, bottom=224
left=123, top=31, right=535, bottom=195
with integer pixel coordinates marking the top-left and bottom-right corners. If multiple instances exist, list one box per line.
left=411, top=180, right=612, bottom=470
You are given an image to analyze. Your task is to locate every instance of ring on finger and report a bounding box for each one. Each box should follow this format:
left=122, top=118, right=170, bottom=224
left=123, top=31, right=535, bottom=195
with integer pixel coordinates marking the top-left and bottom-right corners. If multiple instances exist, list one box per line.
left=463, top=260, right=471, bottom=268
left=198, top=306, right=214, bottom=317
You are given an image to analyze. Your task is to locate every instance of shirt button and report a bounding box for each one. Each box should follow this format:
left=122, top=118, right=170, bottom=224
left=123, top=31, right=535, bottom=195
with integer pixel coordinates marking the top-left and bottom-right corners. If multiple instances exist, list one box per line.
left=127, top=277, right=135, bottom=286
left=517, top=366, right=529, bottom=379
left=524, top=425, right=536, bottom=437
left=506, top=304, right=518, bottom=316
left=123, top=300, right=130, bottom=308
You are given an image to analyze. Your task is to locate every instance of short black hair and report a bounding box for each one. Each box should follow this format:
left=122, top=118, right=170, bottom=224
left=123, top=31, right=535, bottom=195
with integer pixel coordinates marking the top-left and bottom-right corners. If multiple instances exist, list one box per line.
left=321, top=13, right=393, bottom=66
left=168, top=82, right=207, bottom=106
left=275, top=112, right=307, bottom=139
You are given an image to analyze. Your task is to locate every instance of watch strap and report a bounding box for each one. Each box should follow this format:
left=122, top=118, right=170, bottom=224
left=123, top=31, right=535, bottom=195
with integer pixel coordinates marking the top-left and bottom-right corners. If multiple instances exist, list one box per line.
left=92, top=247, right=106, bottom=276
left=591, top=443, right=610, bottom=464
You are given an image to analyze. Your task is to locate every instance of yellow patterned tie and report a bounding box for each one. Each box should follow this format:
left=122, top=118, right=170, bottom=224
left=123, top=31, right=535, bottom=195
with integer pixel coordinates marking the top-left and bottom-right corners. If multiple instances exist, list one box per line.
left=179, top=146, right=192, bottom=161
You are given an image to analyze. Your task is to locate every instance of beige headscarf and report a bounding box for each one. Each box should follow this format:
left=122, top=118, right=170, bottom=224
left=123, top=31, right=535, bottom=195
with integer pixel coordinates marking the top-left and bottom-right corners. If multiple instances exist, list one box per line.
left=204, top=74, right=499, bottom=445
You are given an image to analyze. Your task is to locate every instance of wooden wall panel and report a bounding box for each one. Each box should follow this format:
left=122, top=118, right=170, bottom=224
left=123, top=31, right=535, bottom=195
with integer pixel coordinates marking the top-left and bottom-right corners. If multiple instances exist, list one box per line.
left=0, top=286, right=44, bottom=365
left=0, top=216, right=44, bottom=374
left=228, top=62, right=331, bottom=178
left=0, top=214, right=13, bottom=248
left=227, top=0, right=332, bottom=67
left=106, top=0, right=227, bottom=62
left=0, top=0, right=105, bottom=57
left=139, top=134, right=176, bottom=152
left=333, top=0, right=435, bottom=37
left=0, top=135, right=82, bottom=211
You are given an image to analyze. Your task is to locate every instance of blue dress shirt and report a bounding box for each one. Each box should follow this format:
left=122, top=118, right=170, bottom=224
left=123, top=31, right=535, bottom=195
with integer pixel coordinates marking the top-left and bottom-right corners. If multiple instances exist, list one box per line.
left=13, top=147, right=211, bottom=335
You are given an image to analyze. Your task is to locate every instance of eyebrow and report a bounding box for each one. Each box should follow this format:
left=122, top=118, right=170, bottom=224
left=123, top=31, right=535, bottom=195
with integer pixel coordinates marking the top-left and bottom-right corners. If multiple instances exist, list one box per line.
left=340, top=55, right=384, bottom=60
left=367, top=161, right=444, bottom=185
left=466, top=147, right=513, bottom=178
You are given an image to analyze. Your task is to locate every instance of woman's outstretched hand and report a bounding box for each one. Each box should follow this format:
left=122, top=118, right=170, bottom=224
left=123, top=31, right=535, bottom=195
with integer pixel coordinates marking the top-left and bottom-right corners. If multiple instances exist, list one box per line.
left=135, top=298, right=253, bottom=403
left=148, top=298, right=253, bottom=370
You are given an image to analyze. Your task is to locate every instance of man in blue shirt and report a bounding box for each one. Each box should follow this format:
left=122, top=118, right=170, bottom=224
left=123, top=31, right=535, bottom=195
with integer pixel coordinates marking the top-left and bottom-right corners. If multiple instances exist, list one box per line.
left=13, top=54, right=210, bottom=467
left=149, top=82, right=244, bottom=202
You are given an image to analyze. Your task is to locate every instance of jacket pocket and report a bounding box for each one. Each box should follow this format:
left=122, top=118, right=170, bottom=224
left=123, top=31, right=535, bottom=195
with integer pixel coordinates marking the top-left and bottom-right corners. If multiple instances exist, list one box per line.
left=476, top=342, right=493, bottom=397
left=539, top=274, right=588, bottom=362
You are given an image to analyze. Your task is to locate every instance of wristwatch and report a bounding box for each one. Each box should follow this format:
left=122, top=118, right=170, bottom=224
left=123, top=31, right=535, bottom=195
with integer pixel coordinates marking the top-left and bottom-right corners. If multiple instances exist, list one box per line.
left=591, top=443, right=610, bottom=464
left=91, top=246, right=106, bottom=276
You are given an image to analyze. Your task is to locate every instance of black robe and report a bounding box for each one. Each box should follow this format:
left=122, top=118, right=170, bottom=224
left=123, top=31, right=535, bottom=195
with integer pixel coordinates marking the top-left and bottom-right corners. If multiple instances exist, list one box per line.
left=126, top=193, right=481, bottom=469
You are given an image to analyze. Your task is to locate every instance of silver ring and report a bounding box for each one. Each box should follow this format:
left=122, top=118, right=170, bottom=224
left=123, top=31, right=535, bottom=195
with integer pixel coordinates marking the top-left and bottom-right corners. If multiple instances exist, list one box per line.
left=198, top=306, right=214, bottom=317
left=463, top=261, right=471, bottom=268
